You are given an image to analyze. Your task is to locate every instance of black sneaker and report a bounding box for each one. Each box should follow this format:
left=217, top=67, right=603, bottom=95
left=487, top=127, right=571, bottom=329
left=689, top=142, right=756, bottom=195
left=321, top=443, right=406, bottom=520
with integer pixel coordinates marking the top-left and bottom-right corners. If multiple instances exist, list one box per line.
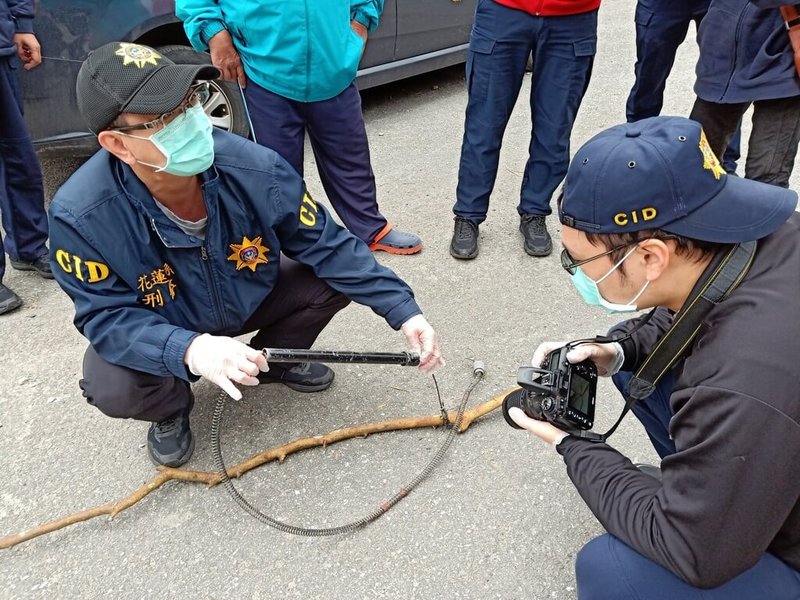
left=147, top=411, right=195, bottom=467
left=519, top=214, right=552, bottom=257
left=10, top=253, right=54, bottom=279
left=0, top=284, right=22, bottom=315
left=258, top=362, right=334, bottom=392
left=450, top=216, right=479, bottom=259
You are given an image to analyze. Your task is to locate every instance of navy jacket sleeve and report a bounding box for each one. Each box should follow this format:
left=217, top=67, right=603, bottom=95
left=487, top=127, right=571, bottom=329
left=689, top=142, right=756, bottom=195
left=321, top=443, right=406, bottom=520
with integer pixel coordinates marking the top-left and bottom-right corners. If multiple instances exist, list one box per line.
left=7, top=0, right=34, bottom=32
left=48, top=201, right=199, bottom=381
left=750, top=0, right=791, bottom=8
left=265, top=153, right=421, bottom=329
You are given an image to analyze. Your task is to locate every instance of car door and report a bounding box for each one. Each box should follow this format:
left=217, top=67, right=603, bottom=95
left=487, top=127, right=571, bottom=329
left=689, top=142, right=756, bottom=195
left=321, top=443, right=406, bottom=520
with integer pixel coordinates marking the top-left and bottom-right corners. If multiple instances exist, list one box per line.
left=360, top=0, right=398, bottom=69
left=394, top=0, right=477, bottom=60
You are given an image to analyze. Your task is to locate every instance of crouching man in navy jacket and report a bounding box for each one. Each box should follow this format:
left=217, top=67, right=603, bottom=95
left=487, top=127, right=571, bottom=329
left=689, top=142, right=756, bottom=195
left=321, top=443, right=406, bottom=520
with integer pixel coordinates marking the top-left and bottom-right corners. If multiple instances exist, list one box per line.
left=49, top=42, right=444, bottom=467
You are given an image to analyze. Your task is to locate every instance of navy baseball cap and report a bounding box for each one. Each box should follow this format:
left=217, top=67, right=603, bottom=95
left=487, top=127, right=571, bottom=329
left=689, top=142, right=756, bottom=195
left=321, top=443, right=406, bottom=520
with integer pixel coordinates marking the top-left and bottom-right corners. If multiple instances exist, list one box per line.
left=560, top=116, right=797, bottom=243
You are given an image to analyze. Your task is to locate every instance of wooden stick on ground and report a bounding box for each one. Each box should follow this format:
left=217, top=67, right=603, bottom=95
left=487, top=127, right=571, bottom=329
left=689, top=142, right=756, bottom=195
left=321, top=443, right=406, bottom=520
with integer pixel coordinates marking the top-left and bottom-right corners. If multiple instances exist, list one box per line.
left=0, top=389, right=510, bottom=550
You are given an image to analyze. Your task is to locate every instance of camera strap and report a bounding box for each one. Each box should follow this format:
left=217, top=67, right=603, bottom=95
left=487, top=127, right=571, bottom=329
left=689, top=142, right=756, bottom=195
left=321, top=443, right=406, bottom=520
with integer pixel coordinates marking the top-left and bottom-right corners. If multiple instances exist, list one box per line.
left=581, top=240, right=757, bottom=443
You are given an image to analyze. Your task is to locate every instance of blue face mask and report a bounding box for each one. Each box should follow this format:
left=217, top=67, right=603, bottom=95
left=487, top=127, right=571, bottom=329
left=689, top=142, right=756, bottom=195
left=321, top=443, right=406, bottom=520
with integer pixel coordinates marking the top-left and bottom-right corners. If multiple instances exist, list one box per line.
left=570, top=246, right=650, bottom=314
left=122, top=104, right=214, bottom=176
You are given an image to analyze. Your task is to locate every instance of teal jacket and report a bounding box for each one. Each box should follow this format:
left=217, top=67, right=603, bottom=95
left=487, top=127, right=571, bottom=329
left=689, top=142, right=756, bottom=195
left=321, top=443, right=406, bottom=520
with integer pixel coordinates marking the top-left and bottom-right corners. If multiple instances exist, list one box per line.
left=177, top=0, right=384, bottom=102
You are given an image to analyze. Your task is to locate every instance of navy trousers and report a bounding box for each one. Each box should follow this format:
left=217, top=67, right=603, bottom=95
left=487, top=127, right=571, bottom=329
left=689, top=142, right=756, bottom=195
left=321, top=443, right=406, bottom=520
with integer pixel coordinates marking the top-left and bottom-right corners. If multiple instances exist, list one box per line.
left=626, top=0, right=741, bottom=172
left=454, top=0, right=597, bottom=222
left=244, top=81, right=387, bottom=244
left=0, top=54, right=48, bottom=282
left=79, top=258, right=350, bottom=423
left=690, top=95, right=800, bottom=189
left=571, top=369, right=800, bottom=599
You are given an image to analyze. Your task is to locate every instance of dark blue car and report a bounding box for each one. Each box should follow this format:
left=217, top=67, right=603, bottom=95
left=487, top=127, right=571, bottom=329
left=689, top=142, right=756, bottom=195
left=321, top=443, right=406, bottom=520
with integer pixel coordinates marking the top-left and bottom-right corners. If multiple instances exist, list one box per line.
left=23, top=0, right=477, bottom=157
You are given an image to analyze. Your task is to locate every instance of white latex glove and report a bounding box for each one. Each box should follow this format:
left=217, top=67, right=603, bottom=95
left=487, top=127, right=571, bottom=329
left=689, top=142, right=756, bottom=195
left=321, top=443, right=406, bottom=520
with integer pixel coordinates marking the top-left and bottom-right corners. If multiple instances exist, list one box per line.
left=400, top=314, right=445, bottom=373
left=532, top=340, right=624, bottom=377
left=185, top=334, right=268, bottom=400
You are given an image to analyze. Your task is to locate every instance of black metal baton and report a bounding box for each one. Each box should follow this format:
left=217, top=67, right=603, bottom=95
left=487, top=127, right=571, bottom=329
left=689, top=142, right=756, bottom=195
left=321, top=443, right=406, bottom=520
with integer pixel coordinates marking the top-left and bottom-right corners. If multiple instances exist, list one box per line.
left=262, top=348, right=420, bottom=366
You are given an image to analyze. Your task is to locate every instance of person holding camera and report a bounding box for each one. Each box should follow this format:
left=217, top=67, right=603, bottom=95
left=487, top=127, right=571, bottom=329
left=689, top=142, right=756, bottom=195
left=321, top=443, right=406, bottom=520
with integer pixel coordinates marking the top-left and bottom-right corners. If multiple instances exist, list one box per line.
left=48, top=42, right=443, bottom=469
left=507, top=116, right=800, bottom=597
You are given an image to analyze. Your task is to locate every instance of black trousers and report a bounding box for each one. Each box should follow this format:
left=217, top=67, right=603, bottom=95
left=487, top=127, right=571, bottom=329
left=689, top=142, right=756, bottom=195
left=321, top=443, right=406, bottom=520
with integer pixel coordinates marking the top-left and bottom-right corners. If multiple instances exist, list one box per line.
left=79, top=258, right=350, bottom=422
left=689, top=95, right=800, bottom=188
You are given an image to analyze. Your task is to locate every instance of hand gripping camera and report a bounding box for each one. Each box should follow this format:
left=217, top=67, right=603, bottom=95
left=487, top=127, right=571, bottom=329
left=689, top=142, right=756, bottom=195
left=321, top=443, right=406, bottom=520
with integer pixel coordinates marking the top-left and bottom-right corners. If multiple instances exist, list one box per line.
left=502, top=344, right=598, bottom=432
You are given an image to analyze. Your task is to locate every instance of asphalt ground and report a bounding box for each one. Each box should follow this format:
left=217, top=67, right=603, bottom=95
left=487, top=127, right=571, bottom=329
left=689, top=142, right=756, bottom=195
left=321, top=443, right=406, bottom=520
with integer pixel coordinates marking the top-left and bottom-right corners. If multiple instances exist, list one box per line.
left=3, top=3, right=799, bottom=599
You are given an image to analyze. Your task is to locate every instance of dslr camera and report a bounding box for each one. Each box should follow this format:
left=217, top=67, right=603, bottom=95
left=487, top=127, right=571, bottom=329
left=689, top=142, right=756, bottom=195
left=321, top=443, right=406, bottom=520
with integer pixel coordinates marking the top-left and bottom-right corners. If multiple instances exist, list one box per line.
left=502, top=344, right=598, bottom=432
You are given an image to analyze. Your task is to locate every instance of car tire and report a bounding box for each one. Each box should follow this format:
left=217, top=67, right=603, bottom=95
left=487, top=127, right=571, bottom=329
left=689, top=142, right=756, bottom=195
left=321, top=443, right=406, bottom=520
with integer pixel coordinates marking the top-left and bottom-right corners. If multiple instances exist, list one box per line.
left=155, top=44, right=251, bottom=139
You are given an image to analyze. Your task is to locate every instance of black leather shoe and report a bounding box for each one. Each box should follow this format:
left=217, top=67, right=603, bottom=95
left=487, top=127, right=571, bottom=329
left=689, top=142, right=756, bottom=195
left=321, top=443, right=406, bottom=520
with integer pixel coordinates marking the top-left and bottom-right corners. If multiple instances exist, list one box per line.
left=450, top=216, right=479, bottom=259
left=0, top=284, right=22, bottom=315
left=10, top=253, right=54, bottom=279
left=147, top=410, right=194, bottom=467
left=519, top=214, right=552, bottom=257
left=258, top=362, right=334, bottom=392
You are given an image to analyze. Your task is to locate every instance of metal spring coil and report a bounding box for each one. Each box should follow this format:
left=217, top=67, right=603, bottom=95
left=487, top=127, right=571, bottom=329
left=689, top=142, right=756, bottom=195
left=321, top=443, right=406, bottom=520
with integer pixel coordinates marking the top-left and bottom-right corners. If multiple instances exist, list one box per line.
left=210, top=371, right=484, bottom=536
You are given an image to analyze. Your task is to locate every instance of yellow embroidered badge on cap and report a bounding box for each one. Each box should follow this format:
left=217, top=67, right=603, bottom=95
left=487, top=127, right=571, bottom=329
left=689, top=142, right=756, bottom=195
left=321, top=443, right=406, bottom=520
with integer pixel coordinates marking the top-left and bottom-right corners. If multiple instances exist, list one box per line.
left=699, top=129, right=725, bottom=180
left=115, top=43, right=161, bottom=68
left=228, top=236, right=269, bottom=272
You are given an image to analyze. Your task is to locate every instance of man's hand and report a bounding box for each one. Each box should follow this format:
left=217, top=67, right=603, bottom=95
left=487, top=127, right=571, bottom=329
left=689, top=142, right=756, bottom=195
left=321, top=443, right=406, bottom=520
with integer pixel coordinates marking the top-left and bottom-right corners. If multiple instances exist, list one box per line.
left=509, top=407, right=569, bottom=446
left=208, top=29, right=246, bottom=88
left=14, top=33, right=41, bottom=70
left=350, top=20, right=368, bottom=42
left=400, top=314, right=445, bottom=373
left=185, top=333, right=268, bottom=400
left=532, top=340, right=623, bottom=377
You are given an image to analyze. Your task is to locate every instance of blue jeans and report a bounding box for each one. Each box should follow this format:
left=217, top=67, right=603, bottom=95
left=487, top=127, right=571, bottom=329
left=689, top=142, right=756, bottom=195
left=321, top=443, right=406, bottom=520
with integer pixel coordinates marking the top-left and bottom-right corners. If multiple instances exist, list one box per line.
left=576, top=532, right=800, bottom=600
left=626, top=0, right=740, bottom=172
left=575, top=370, right=800, bottom=599
left=454, top=0, right=597, bottom=222
left=0, top=55, right=48, bottom=282
left=244, top=81, right=386, bottom=243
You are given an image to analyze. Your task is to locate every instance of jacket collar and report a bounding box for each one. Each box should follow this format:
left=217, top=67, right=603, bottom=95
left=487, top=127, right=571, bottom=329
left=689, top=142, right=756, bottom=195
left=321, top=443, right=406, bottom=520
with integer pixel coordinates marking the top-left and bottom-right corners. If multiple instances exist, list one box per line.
left=113, top=160, right=220, bottom=248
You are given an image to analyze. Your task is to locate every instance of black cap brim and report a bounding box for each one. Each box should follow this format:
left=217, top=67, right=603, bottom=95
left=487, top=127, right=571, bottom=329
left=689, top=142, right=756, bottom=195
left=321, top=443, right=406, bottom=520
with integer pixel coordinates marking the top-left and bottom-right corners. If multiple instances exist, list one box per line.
left=662, top=174, right=798, bottom=243
left=123, top=63, right=220, bottom=117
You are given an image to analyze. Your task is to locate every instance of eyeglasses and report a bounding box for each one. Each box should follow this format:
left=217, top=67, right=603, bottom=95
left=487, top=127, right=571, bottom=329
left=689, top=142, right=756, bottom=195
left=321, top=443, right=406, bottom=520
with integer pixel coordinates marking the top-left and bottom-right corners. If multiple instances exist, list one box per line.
left=109, top=81, right=211, bottom=132
left=560, top=242, right=638, bottom=276
left=560, top=234, right=680, bottom=275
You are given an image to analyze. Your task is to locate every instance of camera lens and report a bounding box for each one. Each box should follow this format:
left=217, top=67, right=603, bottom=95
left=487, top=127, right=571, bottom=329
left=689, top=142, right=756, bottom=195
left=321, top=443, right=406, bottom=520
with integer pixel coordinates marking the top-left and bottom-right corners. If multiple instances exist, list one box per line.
left=501, top=389, right=526, bottom=429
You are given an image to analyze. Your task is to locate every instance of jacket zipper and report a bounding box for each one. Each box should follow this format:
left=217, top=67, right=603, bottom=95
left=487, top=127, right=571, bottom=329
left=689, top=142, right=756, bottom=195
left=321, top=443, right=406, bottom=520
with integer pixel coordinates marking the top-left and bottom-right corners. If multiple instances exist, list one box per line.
left=200, top=246, right=229, bottom=331
left=720, top=6, right=747, bottom=102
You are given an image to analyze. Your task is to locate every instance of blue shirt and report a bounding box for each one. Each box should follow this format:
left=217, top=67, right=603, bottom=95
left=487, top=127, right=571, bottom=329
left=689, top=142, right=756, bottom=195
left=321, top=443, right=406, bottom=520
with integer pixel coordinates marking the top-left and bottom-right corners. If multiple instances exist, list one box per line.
left=177, top=0, right=384, bottom=102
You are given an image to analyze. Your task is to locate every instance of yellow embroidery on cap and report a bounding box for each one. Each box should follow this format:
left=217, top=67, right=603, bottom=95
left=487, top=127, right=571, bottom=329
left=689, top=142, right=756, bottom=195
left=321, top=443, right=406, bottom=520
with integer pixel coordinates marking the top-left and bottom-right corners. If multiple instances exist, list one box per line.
left=699, top=130, right=725, bottom=180
left=228, top=236, right=269, bottom=272
left=115, top=43, right=161, bottom=68
left=613, top=208, right=657, bottom=227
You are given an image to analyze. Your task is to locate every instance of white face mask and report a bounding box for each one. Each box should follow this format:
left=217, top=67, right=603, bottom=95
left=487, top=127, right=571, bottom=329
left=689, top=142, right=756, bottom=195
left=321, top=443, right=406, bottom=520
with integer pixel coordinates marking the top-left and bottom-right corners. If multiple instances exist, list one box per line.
left=570, top=246, right=650, bottom=314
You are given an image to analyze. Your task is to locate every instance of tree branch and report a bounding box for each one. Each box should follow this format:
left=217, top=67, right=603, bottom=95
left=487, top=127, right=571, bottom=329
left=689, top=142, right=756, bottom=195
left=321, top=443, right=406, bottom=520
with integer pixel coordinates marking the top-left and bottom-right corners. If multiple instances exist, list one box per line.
left=0, top=389, right=510, bottom=549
